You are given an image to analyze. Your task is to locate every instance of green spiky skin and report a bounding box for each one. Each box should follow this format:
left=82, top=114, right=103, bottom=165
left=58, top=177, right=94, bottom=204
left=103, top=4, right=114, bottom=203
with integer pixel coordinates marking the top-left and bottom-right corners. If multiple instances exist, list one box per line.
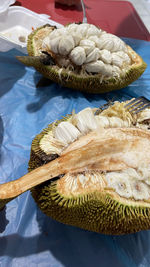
left=17, top=25, right=147, bottom=94
left=31, top=182, right=150, bottom=235
left=29, top=118, right=150, bottom=235
left=28, top=115, right=70, bottom=171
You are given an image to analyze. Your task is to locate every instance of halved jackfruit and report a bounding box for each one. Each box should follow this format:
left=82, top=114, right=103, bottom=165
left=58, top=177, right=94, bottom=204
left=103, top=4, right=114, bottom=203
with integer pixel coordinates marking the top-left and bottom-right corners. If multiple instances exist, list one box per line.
left=17, top=23, right=147, bottom=94
left=29, top=100, right=150, bottom=235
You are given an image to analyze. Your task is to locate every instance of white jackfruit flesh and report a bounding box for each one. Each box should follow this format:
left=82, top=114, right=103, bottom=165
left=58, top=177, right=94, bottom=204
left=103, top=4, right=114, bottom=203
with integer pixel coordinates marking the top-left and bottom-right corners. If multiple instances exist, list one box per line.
left=42, top=23, right=132, bottom=77
left=39, top=101, right=150, bottom=202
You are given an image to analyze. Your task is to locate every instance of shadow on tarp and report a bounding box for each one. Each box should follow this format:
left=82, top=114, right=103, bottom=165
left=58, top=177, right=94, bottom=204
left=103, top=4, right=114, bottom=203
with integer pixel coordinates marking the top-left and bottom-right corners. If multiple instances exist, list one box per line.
left=26, top=71, right=104, bottom=114
left=0, top=206, right=150, bottom=267
left=0, top=49, right=26, bottom=99
left=0, top=207, right=9, bottom=233
left=26, top=72, right=149, bottom=115
left=0, top=112, right=8, bottom=233
left=26, top=72, right=76, bottom=113
left=36, top=209, right=150, bottom=267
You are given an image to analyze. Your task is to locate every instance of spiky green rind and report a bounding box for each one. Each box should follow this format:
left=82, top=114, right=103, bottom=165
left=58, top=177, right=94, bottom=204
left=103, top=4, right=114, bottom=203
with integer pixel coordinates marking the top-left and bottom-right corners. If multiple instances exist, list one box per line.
left=28, top=127, right=57, bottom=172
left=29, top=118, right=150, bottom=235
left=28, top=115, right=71, bottom=171
left=17, top=55, right=147, bottom=94
left=17, top=25, right=147, bottom=94
left=31, top=180, right=150, bottom=235
left=27, top=24, right=52, bottom=57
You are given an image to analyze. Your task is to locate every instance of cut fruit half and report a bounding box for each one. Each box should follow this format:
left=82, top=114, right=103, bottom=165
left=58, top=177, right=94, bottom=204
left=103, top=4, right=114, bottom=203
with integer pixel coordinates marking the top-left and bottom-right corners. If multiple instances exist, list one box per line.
left=29, top=100, right=150, bottom=235
left=17, top=23, right=147, bottom=94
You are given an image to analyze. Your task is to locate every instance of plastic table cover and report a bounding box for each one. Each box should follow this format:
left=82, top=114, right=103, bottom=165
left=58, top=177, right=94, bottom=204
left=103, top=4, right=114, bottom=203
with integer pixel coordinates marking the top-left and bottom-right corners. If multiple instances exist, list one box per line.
left=0, top=38, right=150, bottom=267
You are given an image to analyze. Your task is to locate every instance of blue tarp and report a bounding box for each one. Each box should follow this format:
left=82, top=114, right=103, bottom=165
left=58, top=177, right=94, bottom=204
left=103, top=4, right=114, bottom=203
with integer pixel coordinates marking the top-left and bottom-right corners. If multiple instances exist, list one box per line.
left=0, top=38, right=150, bottom=267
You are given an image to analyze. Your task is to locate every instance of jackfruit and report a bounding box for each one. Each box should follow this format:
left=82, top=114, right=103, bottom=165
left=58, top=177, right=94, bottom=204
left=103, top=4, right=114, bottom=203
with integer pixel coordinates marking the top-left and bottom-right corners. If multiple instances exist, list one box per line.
left=17, top=23, right=147, bottom=94
left=29, top=100, right=150, bottom=235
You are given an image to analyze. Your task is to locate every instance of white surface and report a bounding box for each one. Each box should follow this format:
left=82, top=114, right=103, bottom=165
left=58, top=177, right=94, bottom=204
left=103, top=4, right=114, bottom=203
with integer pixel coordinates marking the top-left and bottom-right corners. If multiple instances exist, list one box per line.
left=0, top=6, right=63, bottom=53
left=0, top=0, right=15, bottom=13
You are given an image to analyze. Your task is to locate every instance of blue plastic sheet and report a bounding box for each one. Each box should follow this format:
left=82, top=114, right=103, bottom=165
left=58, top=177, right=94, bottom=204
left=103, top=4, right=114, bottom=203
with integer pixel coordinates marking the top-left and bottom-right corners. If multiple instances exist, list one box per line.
left=0, top=38, right=150, bottom=267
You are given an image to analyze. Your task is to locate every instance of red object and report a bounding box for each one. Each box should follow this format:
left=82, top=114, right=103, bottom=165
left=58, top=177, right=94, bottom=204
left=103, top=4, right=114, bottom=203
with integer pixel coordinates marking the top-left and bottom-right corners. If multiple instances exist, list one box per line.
left=14, top=0, right=150, bottom=41
left=55, top=0, right=81, bottom=6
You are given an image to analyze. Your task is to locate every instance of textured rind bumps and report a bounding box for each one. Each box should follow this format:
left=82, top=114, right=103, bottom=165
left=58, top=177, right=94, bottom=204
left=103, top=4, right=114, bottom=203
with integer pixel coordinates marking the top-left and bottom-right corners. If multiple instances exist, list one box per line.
left=20, top=25, right=147, bottom=94
left=29, top=117, right=150, bottom=235
left=31, top=183, right=150, bottom=235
